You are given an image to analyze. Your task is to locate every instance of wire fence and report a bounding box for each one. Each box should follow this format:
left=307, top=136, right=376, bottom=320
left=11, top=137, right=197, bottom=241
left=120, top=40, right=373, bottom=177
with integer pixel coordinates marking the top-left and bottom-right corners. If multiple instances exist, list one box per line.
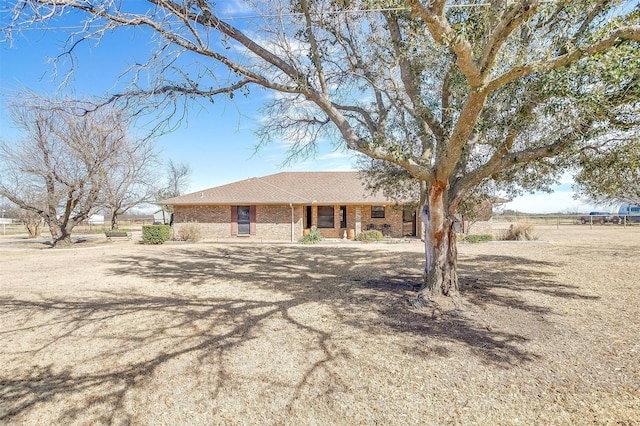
left=493, top=214, right=640, bottom=229
left=0, top=219, right=155, bottom=237
left=2, top=215, right=639, bottom=238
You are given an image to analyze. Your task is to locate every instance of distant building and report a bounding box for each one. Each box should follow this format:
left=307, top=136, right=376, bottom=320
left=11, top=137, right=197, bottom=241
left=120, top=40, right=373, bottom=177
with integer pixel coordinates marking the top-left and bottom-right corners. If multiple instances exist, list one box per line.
left=87, top=214, right=104, bottom=225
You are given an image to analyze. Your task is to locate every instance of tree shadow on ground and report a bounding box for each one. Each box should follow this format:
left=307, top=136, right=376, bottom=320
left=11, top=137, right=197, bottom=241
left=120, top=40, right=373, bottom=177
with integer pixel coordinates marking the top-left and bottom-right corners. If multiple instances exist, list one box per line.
left=458, top=254, right=599, bottom=313
left=0, top=244, right=598, bottom=423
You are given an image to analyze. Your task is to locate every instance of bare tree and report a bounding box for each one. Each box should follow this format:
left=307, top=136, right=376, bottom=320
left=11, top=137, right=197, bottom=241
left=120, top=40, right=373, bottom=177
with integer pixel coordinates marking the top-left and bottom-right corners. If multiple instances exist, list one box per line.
left=6, top=195, right=47, bottom=238
left=156, top=160, right=192, bottom=222
left=0, top=95, right=129, bottom=247
left=163, top=160, right=192, bottom=200
left=6, top=1, right=639, bottom=292
left=100, top=139, right=161, bottom=230
left=19, top=209, right=45, bottom=238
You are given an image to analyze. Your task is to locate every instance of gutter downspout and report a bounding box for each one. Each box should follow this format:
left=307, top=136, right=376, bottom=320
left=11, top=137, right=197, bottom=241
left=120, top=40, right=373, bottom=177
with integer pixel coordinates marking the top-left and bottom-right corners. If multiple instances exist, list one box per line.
left=290, top=203, right=295, bottom=242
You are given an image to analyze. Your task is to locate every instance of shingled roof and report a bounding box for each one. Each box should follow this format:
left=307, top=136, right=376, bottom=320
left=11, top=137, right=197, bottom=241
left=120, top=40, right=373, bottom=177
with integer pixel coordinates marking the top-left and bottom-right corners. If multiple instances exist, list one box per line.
left=159, top=171, right=412, bottom=205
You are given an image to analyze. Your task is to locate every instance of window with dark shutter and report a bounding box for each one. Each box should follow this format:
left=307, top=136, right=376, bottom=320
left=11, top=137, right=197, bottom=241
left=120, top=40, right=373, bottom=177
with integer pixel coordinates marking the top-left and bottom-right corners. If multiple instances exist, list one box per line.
left=371, top=206, right=385, bottom=218
left=249, top=205, right=256, bottom=235
left=231, top=206, right=238, bottom=235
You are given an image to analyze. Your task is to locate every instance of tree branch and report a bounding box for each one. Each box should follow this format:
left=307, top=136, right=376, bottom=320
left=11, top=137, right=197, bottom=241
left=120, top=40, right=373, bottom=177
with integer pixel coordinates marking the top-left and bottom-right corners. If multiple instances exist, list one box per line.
left=407, top=0, right=482, bottom=87
left=486, top=25, right=640, bottom=92
left=385, top=11, right=446, bottom=144
left=299, top=0, right=328, bottom=96
left=478, top=0, right=538, bottom=75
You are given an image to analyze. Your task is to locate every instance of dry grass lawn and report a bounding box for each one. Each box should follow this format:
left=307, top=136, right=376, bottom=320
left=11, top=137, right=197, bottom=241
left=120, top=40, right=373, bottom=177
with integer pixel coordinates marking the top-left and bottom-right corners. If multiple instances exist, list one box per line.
left=0, top=226, right=638, bottom=425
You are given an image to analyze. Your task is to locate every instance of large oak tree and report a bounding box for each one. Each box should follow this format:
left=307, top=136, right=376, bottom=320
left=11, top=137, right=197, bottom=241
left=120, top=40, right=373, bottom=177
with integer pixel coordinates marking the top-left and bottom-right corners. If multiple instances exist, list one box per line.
left=7, top=0, right=639, bottom=292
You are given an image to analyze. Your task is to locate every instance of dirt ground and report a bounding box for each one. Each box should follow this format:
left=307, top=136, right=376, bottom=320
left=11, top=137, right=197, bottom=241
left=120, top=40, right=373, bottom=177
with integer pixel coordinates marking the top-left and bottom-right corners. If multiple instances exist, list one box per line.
left=0, top=225, right=638, bottom=425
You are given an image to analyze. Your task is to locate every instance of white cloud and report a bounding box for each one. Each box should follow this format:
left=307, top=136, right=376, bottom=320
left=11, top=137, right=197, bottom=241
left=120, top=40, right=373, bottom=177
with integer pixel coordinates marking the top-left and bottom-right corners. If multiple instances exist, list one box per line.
left=218, top=1, right=255, bottom=17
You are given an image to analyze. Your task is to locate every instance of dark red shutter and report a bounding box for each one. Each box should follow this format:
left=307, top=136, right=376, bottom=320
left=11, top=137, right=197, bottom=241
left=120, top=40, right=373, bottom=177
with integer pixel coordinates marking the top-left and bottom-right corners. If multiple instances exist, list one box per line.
left=249, top=206, right=256, bottom=235
left=231, top=206, right=238, bottom=235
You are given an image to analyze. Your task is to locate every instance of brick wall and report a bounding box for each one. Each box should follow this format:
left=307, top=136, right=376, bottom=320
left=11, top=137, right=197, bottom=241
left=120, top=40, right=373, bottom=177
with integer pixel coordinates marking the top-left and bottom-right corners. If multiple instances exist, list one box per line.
left=173, top=204, right=303, bottom=241
left=173, top=203, right=414, bottom=240
left=359, top=205, right=404, bottom=238
left=173, top=205, right=231, bottom=239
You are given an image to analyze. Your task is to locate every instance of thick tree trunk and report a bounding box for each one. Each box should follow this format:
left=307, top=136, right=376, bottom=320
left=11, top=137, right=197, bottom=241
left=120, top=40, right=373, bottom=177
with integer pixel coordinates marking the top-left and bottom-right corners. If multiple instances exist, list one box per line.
left=419, top=182, right=459, bottom=297
left=48, top=222, right=73, bottom=247
left=111, top=210, right=119, bottom=230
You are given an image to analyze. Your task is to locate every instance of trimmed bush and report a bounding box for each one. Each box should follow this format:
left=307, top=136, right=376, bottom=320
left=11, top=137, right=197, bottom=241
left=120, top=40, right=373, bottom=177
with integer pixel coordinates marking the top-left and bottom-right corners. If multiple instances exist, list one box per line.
left=174, top=223, right=202, bottom=242
left=299, top=228, right=324, bottom=244
left=356, top=230, right=384, bottom=243
left=499, top=222, right=538, bottom=241
left=457, top=234, right=494, bottom=243
left=142, top=224, right=171, bottom=244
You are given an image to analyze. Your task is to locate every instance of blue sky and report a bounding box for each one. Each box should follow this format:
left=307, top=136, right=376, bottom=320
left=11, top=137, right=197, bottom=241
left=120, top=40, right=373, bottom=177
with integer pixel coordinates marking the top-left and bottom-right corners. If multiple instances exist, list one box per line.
left=0, top=3, right=602, bottom=214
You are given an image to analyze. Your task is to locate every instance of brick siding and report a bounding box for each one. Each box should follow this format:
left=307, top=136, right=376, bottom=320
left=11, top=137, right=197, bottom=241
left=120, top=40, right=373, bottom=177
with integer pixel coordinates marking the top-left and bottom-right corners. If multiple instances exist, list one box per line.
left=172, top=203, right=490, bottom=241
left=359, top=205, right=405, bottom=238
left=172, top=204, right=418, bottom=240
left=173, top=205, right=303, bottom=241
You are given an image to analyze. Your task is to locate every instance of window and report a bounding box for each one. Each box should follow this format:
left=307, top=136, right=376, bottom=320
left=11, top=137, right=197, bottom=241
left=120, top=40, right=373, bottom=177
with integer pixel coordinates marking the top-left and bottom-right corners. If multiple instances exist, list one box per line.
left=371, top=206, right=385, bottom=218
left=317, top=206, right=334, bottom=228
left=340, top=206, right=347, bottom=228
left=237, top=206, right=250, bottom=235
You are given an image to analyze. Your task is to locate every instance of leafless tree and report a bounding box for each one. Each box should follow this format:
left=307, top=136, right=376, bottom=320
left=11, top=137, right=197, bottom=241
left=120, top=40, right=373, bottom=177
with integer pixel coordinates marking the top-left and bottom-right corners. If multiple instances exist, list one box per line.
left=10, top=195, right=47, bottom=238
left=163, top=160, right=192, bottom=200
left=100, top=139, right=161, bottom=230
left=6, top=1, right=639, bottom=292
left=0, top=95, right=129, bottom=247
left=156, top=160, right=192, bottom=222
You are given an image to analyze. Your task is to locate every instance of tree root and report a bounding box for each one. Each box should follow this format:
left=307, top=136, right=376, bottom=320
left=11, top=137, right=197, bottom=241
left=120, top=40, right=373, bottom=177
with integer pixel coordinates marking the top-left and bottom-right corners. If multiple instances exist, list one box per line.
left=408, top=292, right=462, bottom=319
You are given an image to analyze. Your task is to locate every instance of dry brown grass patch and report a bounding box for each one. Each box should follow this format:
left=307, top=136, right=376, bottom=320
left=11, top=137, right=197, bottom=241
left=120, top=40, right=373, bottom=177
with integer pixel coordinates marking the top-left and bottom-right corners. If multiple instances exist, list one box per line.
left=0, top=226, right=638, bottom=424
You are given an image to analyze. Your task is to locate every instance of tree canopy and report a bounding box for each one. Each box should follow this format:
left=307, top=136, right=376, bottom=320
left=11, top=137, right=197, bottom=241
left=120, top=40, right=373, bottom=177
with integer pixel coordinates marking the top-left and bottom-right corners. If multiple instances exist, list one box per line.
left=573, top=136, right=640, bottom=207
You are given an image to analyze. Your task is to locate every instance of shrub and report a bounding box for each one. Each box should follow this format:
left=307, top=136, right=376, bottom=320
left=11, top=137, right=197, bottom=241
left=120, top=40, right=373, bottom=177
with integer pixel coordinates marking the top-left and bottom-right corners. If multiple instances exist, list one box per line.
left=142, top=224, right=171, bottom=244
left=299, top=228, right=323, bottom=244
left=174, top=223, right=202, bottom=242
left=356, top=230, right=384, bottom=243
left=499, top=222, right=538, bottom=241
left=457, top=234, right=494, bottom=243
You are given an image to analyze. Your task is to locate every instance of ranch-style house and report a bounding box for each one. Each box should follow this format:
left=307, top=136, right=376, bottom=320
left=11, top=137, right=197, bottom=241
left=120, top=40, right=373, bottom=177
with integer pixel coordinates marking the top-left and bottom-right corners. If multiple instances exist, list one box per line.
left=159, top=171, right=421, bottom=241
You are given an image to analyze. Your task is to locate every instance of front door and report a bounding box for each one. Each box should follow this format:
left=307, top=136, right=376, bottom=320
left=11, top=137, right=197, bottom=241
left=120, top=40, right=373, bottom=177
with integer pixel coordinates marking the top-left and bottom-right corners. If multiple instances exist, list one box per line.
left=305, top=206, right=312, bottom=229
left=403, top=206, right=416, bottom=236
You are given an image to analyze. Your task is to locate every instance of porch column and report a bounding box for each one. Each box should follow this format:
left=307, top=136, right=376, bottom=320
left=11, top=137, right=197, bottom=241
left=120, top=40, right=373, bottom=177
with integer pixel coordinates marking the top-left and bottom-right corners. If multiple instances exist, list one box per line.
left=290, top=203, right=295, bottom=242
left=312, top=205, right=318, bottom=228
left=355, top=207, right=361, bottom=235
